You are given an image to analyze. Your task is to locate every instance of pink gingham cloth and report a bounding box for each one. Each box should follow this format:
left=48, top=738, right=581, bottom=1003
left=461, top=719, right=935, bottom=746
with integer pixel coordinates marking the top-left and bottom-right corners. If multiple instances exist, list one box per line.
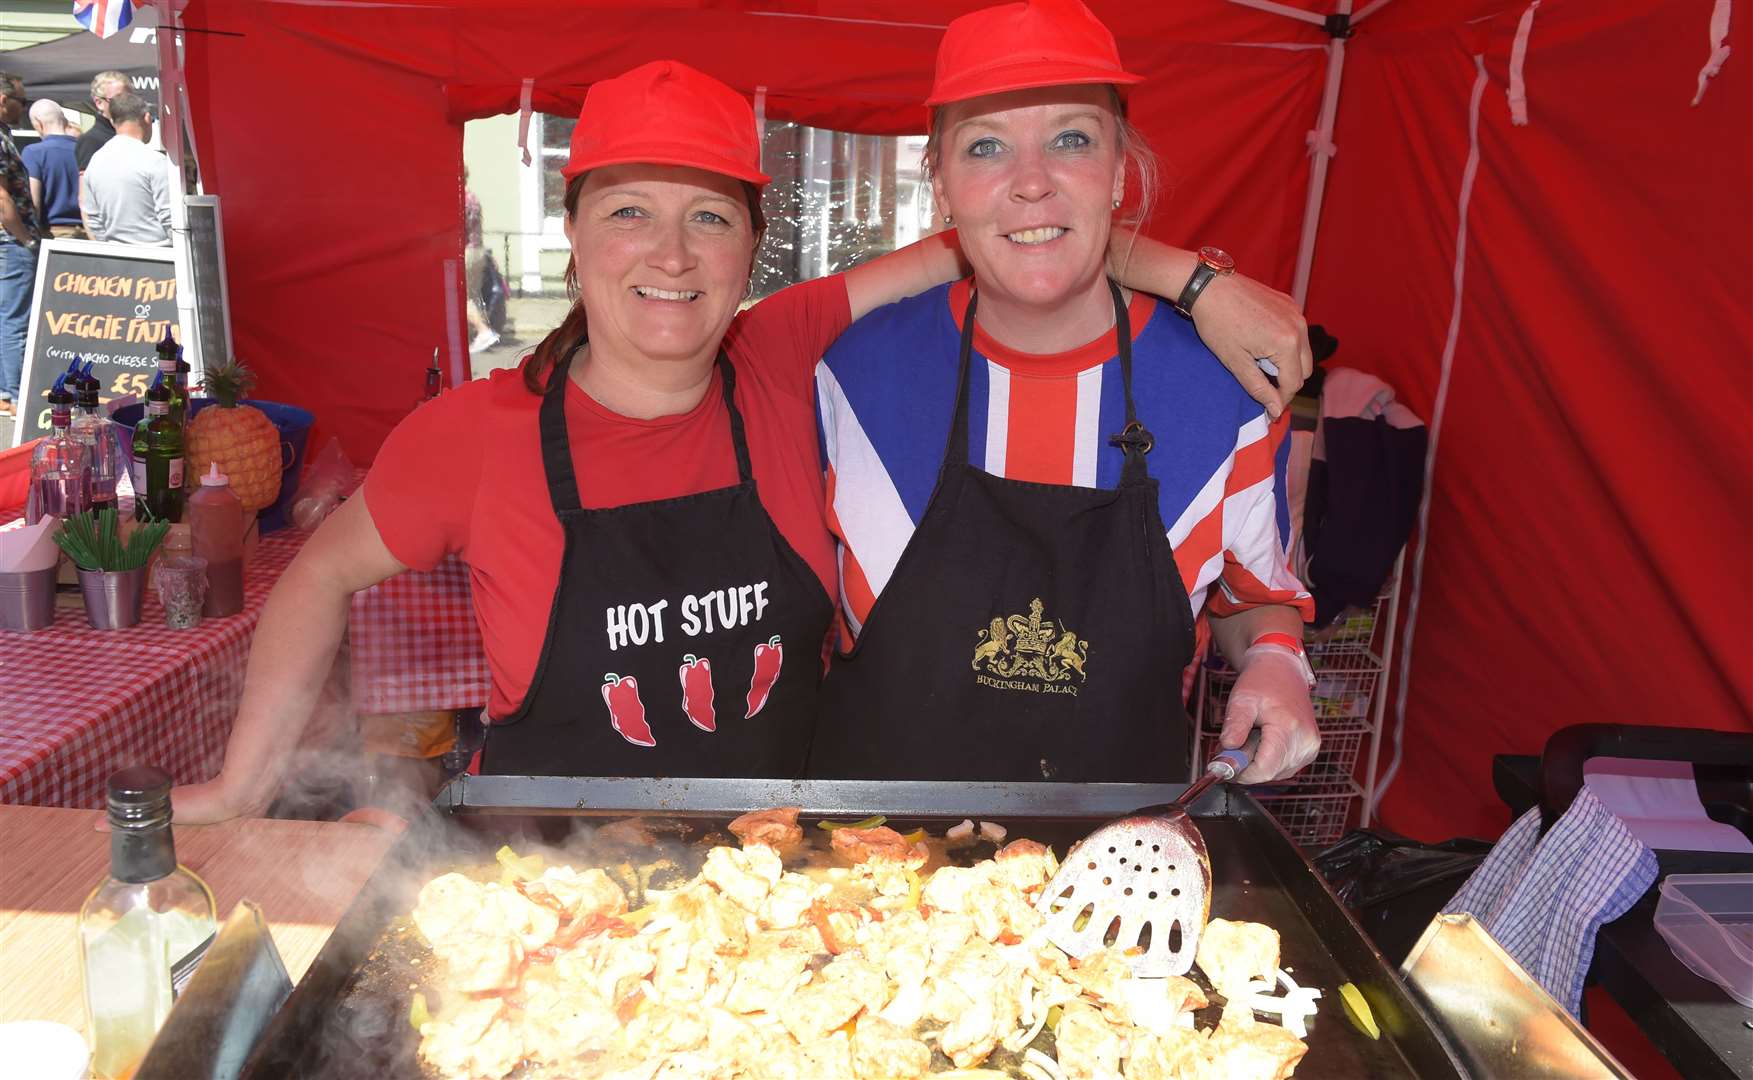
left=348, top=553, right=489, bottom=714
left=334, top=465, right=488, bottom=716
left=0, top=530, right=302, bottom=808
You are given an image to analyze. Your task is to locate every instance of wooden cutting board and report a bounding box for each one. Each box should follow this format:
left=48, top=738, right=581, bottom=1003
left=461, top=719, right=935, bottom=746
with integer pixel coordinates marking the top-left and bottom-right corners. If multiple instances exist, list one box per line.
left=0, top=805, right=396, bottom=1034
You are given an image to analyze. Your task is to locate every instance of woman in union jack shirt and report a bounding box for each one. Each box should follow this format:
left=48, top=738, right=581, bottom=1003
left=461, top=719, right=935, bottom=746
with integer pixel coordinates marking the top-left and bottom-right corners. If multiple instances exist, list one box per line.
left=809, top=0, right=1322, bottom=786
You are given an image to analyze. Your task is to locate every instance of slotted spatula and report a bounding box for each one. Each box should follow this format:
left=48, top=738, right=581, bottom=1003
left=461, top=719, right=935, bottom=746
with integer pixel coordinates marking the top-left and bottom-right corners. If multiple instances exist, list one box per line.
left=1036, top=733, right=1258, bottom=977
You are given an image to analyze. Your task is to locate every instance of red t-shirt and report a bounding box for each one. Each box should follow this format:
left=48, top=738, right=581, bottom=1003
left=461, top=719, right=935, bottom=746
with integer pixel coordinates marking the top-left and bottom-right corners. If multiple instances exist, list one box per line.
left=365, top=276, right=850, bottom=720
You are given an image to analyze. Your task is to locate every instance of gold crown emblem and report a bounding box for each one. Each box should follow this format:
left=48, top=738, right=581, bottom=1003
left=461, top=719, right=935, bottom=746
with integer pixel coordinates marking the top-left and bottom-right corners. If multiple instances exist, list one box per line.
left=972, top=598, right=1088, bottom=687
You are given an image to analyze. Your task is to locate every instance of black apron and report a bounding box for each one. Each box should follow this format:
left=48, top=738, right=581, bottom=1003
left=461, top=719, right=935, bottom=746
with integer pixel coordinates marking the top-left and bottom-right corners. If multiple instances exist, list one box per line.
left=483, top=348, right=832, bottom=778
left=808, top=281, right=1196, bottom=783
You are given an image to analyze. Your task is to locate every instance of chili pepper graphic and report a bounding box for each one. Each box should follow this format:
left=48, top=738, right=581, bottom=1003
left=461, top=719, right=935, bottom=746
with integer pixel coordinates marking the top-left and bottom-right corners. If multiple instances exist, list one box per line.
left=601, top=673, right=654, bottom=747
left=678, top=654, right=716, bottom=732
left=745, top=635, right=783, bottom=718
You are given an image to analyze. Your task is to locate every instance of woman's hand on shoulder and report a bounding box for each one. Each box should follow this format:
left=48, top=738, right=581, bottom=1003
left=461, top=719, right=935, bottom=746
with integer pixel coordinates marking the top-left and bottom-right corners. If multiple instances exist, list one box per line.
left=1191, top=273, right=1312, bottom=419
left=1107, top=232, right=1312, bottom=417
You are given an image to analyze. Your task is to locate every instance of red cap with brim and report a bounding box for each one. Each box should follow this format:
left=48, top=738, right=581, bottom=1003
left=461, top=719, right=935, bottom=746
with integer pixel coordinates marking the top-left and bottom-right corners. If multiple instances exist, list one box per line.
left=925, top=0, right=1144, bottom=108
left=562, top=60, right=770, bottom=187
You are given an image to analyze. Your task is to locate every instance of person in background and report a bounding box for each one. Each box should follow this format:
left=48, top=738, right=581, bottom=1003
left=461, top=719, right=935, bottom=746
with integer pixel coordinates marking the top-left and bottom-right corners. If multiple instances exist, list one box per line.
left=81, top=91, right=171, bottom=246
left=463, top=166, right=499, bottom=353
left=24, top=100, right=86, bottom=240
left=0, top=72, right=43, bottom=417
left=75, top=70, right=132, bottom=173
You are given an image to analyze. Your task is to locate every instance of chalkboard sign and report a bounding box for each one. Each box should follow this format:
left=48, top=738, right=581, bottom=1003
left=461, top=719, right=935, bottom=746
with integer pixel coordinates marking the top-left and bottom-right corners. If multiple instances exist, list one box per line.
left=181, top=195, right=232, bottom=380
left=12, top=239, right=180, bottom=447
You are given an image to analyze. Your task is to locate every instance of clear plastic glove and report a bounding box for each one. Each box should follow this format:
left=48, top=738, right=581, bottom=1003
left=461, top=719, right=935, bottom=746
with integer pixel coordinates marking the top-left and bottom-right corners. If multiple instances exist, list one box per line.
left=1190, top=274, right=1313, bottom=419
left=1221, top=644, right=1320, bottom=784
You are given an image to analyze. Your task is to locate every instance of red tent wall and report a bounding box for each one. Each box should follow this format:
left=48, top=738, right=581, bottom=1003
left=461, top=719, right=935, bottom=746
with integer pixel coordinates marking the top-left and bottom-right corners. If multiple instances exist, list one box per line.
left=1306, top=0, right=1753, bottom=840
left=172, top=0, right=1751, bottom=838
left=175, top=0, right=1323, bottom=461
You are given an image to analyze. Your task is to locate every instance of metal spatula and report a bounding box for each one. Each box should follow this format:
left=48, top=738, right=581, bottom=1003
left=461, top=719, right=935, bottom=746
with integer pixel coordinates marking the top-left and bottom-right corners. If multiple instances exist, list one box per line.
left=1036, top=734, right=1258, bottom=977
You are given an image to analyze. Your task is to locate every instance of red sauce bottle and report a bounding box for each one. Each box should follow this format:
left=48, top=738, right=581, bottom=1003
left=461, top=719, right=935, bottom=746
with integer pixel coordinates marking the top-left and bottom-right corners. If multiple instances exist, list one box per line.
left=188, top=463, right=246, bottom=618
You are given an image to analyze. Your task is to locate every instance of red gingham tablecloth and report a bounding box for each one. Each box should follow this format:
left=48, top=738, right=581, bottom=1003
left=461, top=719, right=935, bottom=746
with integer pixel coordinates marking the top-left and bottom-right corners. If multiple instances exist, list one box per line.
left=0, top=530, right=303, bottom=808
left=1, top=497, right=490, bottom=807
left=348, top=553, right=489, bottom=715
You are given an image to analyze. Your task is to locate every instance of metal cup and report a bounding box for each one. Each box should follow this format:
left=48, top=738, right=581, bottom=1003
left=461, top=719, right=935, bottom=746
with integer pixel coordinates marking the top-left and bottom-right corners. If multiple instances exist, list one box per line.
left=0, top=566, right=58, bottom=632
left=154, top=555, right=208, bottom=630
left=77, top=566, right=147, bottom=630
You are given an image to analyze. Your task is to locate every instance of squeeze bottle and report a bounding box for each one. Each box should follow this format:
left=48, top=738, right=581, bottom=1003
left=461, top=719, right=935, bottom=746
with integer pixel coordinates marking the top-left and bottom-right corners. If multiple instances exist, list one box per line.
left=188, top=464, right=245, bottom=617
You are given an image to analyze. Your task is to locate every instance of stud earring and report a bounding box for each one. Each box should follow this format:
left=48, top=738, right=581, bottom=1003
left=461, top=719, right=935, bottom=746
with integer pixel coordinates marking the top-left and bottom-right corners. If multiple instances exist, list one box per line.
left=943, top=213, right=954, bottom=226
left=1112, top=199, right=1122, bottom=209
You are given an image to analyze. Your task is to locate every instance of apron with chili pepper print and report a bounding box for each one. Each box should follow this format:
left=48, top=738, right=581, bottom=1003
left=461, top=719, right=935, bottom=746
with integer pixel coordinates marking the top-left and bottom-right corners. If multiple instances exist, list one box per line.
left=482, top=347, right=833, bottom=778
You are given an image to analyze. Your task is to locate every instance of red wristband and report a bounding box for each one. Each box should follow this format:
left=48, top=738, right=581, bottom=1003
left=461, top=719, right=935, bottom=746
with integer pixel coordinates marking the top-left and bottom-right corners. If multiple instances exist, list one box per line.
left=1250, top=631, right=1305, bottom=655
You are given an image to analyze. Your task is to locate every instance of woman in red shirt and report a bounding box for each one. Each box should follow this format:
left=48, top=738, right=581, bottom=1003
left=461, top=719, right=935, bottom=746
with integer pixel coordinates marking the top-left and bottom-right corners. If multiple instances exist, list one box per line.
left=173, top=60, right=1311, bottom=821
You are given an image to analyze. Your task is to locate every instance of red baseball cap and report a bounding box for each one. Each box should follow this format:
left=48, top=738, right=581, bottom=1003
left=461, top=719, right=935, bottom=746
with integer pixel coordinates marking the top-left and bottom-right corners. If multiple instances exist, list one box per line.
left=925, top=0, right=1144, bottom=108
left=561, top=60, right=770, bottom=188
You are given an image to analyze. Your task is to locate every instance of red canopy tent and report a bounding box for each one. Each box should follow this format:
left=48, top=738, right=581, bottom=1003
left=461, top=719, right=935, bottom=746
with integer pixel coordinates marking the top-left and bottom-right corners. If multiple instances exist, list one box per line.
left=159, top=0, right=1750, bottom=843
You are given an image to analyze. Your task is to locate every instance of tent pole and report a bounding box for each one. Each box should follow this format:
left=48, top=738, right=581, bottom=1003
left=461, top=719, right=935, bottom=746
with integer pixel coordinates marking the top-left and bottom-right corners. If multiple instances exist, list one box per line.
left=1221, top=0, right=1362, bottom=308
left=1289, top=2, right=1351, bottom=308
left=155, top=2, right=188, bottom=206
left=1223, top=0, right=1327, bottom=27
left=155, top=0, right=202, bottom=374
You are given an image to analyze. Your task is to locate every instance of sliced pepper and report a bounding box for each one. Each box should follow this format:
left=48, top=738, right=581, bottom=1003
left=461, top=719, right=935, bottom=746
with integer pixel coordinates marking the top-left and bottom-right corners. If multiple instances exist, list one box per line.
left=495, top=844, right=544, bottom=883
left=904, top=869, right=922, bottom=910
left=816, top=815, right=887, bottom=832
left=409, top=992, right=431, bottom=1033
left=901, top=828, right=927, bottom=845
left=1339, top=982, right=1380, bottom=1040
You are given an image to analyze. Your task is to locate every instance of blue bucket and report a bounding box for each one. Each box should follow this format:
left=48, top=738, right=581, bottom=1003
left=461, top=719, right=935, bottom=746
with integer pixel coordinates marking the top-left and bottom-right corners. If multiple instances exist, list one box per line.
left=113, top=398, right=315, bottom=535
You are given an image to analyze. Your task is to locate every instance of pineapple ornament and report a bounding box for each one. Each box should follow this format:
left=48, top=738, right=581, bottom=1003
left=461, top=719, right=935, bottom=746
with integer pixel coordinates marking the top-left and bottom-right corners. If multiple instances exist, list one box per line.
left=186, top=359, right=283, bottom=512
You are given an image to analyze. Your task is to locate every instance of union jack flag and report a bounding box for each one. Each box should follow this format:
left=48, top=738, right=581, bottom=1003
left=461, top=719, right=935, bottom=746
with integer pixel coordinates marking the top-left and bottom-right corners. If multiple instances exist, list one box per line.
left=73, top=0, right=135, bottom=40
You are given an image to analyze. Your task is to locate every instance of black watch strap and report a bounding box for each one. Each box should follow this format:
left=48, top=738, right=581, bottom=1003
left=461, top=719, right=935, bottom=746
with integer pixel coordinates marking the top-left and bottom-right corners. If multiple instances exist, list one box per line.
left=1173, top=262, right=1217, bottom=318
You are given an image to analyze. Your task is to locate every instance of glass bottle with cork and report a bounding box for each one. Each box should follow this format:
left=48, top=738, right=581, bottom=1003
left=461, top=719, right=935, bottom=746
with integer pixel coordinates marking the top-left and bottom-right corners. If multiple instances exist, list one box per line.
left=132, top=372, right=185, bottom=523
left=72, top=360, right=125, bottom=513
left=26, top=373, right=92, bottom=524
left=79, top=766, right=218, bottom=1080
left=188, top=462, right=245, bottom=617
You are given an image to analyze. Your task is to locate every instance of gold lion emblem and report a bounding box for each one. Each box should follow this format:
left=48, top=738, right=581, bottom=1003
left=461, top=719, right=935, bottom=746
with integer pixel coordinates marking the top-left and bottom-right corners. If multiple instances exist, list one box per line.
left=972, top=598, right=1088, bottom=685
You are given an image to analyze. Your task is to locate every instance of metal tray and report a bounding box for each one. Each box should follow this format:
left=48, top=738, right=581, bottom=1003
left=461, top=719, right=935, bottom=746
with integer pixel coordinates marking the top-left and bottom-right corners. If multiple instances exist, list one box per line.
left=241, top=777, right=1468, bottom=1079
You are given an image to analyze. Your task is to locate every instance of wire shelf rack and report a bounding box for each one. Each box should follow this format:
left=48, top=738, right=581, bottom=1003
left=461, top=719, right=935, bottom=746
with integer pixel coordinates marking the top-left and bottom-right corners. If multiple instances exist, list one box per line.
left=1254, top=780, right=1363, bottom=847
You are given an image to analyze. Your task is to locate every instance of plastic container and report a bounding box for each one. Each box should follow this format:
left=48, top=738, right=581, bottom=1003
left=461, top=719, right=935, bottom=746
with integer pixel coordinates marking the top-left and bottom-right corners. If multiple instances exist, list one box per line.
left=187, top=464, right=245, bottom=618
left=112, top=399, right=314, bottom=535
left=1652, top=873, right=1753, bottom=1007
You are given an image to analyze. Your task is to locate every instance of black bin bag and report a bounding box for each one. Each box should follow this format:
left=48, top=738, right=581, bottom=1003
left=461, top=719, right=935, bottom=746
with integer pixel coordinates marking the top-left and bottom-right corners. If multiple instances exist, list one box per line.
left=1314, top=829, right=1491, bottom=967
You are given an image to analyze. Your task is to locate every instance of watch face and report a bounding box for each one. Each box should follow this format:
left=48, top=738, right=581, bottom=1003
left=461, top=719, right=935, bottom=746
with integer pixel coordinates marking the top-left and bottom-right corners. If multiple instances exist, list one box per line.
left=1199, top=246, right=1236, bottom=273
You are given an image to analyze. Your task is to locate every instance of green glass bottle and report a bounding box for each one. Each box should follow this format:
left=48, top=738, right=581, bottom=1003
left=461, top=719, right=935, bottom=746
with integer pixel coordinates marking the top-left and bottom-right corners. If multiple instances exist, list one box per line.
left=133, top=372, right=185, bottom=522
left=156, top=331, right=187, bottom=429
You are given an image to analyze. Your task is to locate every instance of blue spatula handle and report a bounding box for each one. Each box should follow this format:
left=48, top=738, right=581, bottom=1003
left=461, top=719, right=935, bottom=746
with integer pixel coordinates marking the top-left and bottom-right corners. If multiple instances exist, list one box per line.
left=1207, top=727, right=1263, bottom=781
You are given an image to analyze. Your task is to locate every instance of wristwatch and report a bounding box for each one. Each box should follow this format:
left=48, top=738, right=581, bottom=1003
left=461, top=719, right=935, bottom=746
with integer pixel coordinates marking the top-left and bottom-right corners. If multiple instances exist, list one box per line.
left=1173, top=246, right=1236, bottom=318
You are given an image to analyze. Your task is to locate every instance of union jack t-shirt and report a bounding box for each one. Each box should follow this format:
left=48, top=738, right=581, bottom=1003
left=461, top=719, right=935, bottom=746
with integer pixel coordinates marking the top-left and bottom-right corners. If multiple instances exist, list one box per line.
left=814, top=279, right=1313, bottom=645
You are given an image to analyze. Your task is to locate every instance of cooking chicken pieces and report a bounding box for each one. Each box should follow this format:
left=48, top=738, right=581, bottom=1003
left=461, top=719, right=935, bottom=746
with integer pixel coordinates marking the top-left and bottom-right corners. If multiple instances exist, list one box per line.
left=407, top=819, right=1313, bottom=1079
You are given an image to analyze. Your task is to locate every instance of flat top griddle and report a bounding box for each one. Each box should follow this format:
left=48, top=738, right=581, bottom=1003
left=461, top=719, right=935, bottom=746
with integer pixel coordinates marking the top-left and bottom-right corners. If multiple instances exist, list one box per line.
left=242, top=777, right=1468, bottom=1079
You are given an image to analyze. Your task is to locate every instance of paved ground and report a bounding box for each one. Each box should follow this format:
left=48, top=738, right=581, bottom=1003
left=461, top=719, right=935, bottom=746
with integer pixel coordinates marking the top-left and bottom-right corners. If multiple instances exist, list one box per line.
left=471, top=295, right=572, bottom=378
